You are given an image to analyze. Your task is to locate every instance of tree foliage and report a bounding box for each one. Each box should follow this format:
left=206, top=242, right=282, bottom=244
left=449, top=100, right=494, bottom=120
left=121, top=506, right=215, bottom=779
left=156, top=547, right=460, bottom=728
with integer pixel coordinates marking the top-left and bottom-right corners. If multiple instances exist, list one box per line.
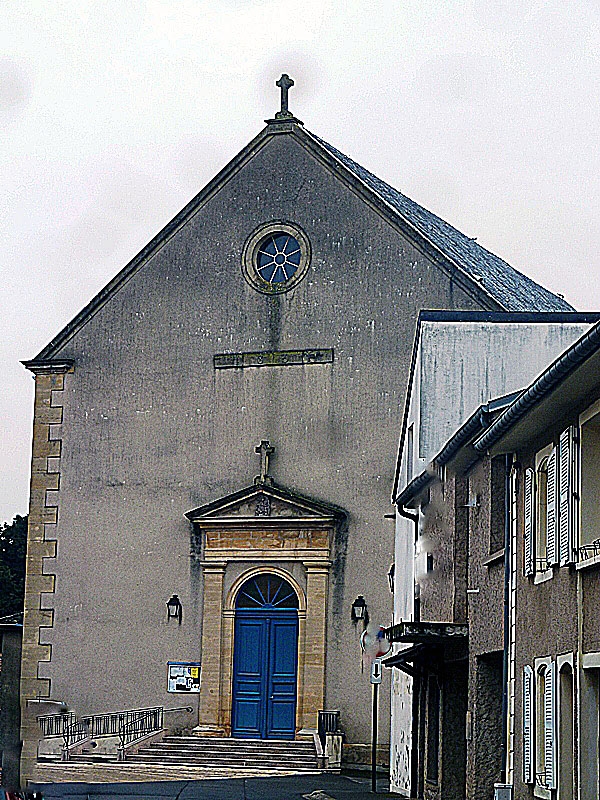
left=0, top=514, right=28, bottom=617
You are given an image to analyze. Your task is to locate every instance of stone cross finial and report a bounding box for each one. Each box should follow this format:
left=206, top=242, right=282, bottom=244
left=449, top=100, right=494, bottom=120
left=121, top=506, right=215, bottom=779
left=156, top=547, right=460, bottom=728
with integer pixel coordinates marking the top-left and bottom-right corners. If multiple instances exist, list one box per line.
left=255, top=440, right=274, bottom=485
left=275, top=74, right=294, bottom=119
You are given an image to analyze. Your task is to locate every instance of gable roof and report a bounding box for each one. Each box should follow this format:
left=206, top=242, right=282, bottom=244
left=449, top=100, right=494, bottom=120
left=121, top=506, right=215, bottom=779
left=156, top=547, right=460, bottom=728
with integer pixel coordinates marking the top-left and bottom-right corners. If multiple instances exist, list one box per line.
left=391, top=310, right=600, bottom=502
left=473, top=318, right=600, bottom=453
left=185, top=481, right=346, bottom=522
left=28, top=120, right=573, bottom=364
left=308, top=132, right=573, bottom=314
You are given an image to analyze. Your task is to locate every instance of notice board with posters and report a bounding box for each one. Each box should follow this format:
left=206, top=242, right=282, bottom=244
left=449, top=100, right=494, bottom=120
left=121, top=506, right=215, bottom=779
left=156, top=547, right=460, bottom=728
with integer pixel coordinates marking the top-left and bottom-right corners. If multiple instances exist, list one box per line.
left=167, top=662, right=201, bottom=693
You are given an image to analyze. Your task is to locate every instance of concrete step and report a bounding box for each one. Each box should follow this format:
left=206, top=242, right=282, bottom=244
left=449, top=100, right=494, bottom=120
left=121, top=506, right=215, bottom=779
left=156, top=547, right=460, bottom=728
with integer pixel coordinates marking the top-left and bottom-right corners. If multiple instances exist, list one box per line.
left=164, top=735, right=314, bottom=747
left=155, top=742, right=315, bottom=753
left=137, top=746, right=314, bottom=759
left=125, top=736, right=318, bottom=771
left=69, top=753, right=118, bottom=763
left=129, top=754, right=318, bottom=769
left=34, top=762, right=319, bottom=783
left=129, top=752, right=317, bottom=765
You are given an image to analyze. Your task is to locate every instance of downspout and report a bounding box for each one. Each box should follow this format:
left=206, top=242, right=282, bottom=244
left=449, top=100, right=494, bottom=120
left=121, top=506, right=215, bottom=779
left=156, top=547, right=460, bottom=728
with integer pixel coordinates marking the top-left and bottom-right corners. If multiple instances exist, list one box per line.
left=396, top=504, right=420, bottom=799
left=500, top=453, right=511, bottom=783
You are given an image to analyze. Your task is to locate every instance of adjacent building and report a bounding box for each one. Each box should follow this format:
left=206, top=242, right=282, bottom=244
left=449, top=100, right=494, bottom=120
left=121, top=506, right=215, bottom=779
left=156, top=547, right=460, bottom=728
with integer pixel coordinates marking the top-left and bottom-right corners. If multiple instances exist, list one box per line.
left=389, top=310, right=597, bottom=796
left=390, top=317, right=600, bottom=800
left=0, top=612, right=23, bottom=791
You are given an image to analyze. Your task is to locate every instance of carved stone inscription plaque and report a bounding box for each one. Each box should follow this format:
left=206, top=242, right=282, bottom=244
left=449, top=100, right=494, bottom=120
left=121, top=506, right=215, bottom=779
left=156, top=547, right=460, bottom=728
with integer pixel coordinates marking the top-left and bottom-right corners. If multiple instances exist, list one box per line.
left=214, top=348, right=333, bottom=369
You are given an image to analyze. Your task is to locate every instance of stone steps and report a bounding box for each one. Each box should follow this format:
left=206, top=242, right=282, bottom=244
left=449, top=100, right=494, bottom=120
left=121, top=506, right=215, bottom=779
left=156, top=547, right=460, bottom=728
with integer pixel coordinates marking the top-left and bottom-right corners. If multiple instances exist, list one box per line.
left=33, top=761, right=314, bottom=784
left=125, top=735, right=319, bottom=771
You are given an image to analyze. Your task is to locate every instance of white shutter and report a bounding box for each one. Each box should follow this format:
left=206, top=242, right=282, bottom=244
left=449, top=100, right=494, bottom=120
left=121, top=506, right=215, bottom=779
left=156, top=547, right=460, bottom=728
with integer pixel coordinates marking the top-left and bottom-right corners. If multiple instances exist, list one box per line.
left=523, top=665, right=534, bottom=783
left=559, top=429, right=572, bottom=565
left=544, top=662, right=557, bottom=789
left=547, top=448, right=558, bottom=566
left=570, top=426, right=580, bottom=562
left=524, top=469, right=534, bottom=576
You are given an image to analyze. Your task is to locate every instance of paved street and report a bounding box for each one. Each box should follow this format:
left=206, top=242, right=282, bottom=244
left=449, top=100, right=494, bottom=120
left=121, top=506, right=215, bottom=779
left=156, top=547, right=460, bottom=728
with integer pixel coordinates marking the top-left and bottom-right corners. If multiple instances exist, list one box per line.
left=30, top=773, right=392, bottom=800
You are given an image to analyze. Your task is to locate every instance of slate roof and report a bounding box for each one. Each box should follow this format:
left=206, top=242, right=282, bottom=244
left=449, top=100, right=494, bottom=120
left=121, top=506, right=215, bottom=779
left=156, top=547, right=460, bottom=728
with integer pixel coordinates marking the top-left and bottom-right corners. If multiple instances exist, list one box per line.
left=309, top=132, right=574, bottom=312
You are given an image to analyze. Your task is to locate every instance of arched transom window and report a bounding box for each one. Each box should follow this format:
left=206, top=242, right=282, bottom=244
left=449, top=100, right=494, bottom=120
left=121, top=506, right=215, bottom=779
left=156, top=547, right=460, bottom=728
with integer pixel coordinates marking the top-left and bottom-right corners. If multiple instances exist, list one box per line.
left=235, top=574, right=299, bottom=610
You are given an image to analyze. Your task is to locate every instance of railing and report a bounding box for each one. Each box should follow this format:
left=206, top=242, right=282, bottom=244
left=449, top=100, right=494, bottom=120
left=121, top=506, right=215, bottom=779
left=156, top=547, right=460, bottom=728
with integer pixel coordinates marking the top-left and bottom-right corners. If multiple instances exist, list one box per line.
left=38, top=712, right=74, bottom=738
left=37, top=712, right=89, bottom=748
left=535, top=772, right=547, bottom=788
left=38, top=705, right=193, bottom=757
left=318, top=710, right=340, bottom=749
left=63, top=717, right=90, bottom=749
left=579, top=538, right=600, bottom=560
left=118, top=707, right=163, bottom=749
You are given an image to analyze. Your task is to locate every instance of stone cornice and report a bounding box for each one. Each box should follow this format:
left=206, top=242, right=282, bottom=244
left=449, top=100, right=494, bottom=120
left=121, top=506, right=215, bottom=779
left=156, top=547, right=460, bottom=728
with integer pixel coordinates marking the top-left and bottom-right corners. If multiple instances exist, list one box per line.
left=22, top=359, right=74, bottom=375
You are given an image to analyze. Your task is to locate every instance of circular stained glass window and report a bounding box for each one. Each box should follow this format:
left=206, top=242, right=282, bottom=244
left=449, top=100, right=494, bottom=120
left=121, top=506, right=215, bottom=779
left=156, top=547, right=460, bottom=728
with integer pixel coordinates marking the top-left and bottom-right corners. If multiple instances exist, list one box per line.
left=242, top=221, right=311, bottom=294
left=256, top=233, right=302, bottom=285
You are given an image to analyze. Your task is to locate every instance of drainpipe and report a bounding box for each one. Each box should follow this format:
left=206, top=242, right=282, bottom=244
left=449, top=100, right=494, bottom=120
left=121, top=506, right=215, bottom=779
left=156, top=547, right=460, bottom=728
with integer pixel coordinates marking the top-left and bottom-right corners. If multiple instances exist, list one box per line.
left=500, top=453, right=512, bottom=783
left=396, top=504, right=420, bottom=799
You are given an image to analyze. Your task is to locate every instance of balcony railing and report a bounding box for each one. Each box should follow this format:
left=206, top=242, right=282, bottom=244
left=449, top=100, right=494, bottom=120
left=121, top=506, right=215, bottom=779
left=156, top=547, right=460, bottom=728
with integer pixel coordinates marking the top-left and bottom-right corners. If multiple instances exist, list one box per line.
left=578, top=538, right=600, bottom=560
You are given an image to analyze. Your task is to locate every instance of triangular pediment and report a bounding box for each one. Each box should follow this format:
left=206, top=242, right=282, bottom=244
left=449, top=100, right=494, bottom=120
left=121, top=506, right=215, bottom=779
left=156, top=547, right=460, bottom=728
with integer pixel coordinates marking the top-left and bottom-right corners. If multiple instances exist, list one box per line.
left=26, top=118, right=571, bottom=365
left=185, top=482, right=345, bottom=522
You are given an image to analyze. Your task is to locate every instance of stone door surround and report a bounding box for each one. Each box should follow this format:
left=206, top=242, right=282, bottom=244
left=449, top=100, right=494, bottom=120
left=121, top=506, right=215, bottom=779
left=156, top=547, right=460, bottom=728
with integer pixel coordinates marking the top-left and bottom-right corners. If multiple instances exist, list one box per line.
left=185, top=483, right=344, bottom=737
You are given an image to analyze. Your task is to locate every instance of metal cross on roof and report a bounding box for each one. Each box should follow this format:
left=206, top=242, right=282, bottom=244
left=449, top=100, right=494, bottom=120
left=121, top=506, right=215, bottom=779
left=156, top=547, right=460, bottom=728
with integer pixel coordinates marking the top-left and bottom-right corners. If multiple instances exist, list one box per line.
left=275, top=74, right=294, bottom=119
left=255, top=440, right=275, bottom=485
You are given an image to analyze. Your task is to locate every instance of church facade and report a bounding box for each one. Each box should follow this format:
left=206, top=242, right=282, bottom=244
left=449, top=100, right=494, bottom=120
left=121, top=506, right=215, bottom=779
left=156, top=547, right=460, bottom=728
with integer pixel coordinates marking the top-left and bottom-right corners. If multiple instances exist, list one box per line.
left=19, top=81, right=572, bottom=781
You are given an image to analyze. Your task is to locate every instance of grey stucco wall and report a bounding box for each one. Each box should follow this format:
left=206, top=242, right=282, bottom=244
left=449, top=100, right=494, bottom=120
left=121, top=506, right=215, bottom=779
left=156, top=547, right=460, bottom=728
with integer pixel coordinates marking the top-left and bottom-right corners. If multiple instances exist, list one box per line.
left=39, top=130, right=484, bottom=744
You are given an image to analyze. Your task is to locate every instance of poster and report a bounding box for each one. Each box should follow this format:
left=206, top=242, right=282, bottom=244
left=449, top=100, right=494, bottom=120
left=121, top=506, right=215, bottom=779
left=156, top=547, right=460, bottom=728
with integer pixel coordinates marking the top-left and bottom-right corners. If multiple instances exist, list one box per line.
left=167, top=662, right=201, bottom=693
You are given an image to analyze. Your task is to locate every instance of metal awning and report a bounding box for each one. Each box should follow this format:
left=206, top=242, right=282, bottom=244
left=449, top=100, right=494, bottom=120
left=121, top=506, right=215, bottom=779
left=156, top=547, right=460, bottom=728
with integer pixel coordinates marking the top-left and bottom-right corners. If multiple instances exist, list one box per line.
left=382, top=644, right=426, bottom=676
left=385, top=621, right=468, bottom=644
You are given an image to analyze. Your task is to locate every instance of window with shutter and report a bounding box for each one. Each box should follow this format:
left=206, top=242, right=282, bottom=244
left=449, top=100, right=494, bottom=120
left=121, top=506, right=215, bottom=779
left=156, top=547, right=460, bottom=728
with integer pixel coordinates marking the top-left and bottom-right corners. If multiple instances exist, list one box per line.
left=544, top=661, right=557, bottom=789
left=536, top=454, right=549, bottom=573
left=524, top=469, right=534, bottom=576
left=570, top=426, right=580, bottom=561
left=536, top=666, right=546, bottom=784
left=579, top=405, right=600, bottom=557
left=547, top=448, right=558, bottom=566
left=559, top=428, right=574, bottom=565
left=523, top=665, right=534, bottom=783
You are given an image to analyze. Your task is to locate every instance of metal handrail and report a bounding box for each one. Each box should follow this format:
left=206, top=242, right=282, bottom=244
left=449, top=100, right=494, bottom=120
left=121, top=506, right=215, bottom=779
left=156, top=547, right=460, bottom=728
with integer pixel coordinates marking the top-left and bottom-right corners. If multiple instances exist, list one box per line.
left=39, top=706, right=162, bottom=738
left=118, top=707, right=163, bottom=749
left=38, top=712, right=74, bottom=738
left=63, top=717, right=90, bottom=749
left=38, top=704, right=194, bottom=757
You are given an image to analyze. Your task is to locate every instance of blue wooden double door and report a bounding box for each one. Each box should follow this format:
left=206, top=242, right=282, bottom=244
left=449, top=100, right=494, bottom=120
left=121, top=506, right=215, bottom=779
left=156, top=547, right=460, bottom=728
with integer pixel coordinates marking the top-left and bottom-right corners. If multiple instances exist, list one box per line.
left=231, top=574, right=299, bottom=739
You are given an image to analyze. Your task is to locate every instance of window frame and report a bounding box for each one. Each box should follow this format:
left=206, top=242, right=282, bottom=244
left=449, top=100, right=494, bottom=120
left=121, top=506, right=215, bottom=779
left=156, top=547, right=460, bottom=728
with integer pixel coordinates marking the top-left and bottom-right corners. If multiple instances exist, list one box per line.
left=534, top=444, right=554, bottom=584
left=578, top=401, right=600, bottom=566
left=533, top=655, right=556, bottom=798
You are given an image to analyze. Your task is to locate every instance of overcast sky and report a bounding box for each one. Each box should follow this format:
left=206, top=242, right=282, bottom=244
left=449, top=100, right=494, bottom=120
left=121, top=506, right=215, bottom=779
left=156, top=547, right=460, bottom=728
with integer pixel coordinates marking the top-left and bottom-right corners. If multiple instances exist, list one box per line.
left=2, top=0, right=600, bottom=523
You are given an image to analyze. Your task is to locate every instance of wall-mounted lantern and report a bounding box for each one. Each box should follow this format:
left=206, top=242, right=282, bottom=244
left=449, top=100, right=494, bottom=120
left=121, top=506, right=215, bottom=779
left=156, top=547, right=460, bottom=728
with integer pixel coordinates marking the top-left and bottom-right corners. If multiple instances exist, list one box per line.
left=351, top=595, right=368, bottom=625
left=166, top=594, right=183, bottom=625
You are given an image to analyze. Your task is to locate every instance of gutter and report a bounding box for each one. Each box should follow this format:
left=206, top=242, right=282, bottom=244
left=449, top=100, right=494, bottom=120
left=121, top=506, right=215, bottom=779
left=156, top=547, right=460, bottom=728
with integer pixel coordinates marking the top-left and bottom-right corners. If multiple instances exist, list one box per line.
left=393, top=500, right=420, bottom=800
left=434, top=407, right=490, bottom=467
left=394, top=470, right=434, bottom=509
left=500, top=454, right=512, bottom=783
left=474, top=320, right=600, bottom=452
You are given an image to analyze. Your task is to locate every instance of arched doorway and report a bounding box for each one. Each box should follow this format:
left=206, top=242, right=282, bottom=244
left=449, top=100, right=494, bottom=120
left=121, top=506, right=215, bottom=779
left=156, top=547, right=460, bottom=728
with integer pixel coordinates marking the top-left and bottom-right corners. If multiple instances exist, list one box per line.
left=231, top=573, right=299, bottom=739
